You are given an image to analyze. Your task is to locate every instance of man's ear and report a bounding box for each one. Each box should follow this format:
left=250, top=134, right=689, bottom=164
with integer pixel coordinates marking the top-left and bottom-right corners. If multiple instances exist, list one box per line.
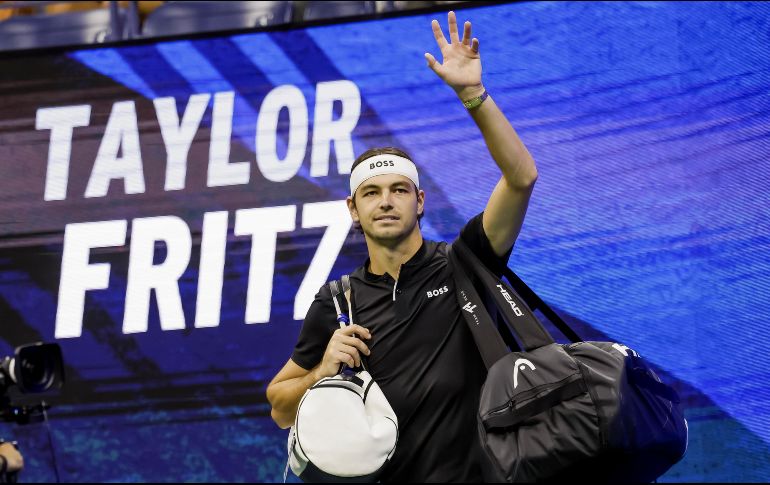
left=347, top=196, right=360, bottom=223
left=417, top=189, right=425, bottom=216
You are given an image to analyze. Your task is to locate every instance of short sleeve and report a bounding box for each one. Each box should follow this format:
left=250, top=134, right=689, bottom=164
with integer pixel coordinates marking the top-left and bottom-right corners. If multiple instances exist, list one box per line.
left=456, top=212, right=513, bottom=276
left=290, top=284, right=338, bottom=370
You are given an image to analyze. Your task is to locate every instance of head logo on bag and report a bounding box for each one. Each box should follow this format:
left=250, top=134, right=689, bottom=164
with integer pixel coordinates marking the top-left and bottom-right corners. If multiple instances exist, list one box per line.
left=513, top=358, right=536, bottom=388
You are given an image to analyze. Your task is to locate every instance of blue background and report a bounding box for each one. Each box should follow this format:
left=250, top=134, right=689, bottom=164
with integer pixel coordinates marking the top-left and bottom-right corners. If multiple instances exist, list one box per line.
left=0, top=1, right=768, bottom=481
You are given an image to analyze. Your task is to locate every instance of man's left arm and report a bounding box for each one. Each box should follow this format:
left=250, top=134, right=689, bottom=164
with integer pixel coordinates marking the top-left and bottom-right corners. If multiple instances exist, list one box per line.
left=468, top=93, right=538, bottom=257
left=427, top=11, right=538, bottom=257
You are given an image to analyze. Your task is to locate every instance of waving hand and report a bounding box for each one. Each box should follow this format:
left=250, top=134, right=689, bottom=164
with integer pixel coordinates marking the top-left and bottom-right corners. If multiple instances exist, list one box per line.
left=425, top=11, right=484, bottom=100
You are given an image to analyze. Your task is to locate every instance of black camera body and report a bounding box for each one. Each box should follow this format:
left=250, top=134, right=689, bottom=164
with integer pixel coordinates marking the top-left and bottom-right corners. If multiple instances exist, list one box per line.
left=0, top=342, right=65, bottom=424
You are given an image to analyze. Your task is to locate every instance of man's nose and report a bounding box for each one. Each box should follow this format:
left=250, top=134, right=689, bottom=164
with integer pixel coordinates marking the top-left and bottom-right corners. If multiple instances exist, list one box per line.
left=378, top=191, right=394, bottom=209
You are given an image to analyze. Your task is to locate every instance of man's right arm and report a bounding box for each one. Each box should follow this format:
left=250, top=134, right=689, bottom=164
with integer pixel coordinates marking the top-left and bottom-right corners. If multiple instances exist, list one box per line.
left=266, top=359, right=323, bottom=429
left=267, top=324, right=372, bottom=429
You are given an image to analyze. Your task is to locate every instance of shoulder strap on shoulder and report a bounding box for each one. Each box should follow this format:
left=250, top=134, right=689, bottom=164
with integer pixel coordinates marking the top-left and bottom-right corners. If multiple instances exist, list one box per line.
left=340, top=275, right=354, bottom=325
left=329, top=275, right=367, bottom=373
left=329, top=277, right=351, bottom=328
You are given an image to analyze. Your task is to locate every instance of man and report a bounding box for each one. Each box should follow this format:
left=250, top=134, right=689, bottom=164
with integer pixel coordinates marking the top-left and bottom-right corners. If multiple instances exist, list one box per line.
left=267, top=10, right=538, bottom=482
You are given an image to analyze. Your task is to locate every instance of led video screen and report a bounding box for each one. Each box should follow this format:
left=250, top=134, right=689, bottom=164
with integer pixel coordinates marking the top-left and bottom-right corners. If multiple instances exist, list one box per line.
left=0, top=2, right=769, bottom=481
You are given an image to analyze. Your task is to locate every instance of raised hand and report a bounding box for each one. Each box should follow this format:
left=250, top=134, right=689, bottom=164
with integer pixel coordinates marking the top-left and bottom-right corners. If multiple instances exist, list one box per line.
left=425, top=11, right=484, bottom=100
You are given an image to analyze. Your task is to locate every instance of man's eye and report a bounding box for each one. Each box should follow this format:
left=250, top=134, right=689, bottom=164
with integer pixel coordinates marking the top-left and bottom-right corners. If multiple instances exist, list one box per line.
left=364, top=191, right=375, bottom=197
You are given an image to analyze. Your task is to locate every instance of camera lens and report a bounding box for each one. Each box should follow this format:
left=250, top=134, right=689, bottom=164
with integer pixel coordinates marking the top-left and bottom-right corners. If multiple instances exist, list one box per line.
left=13, top=344, right=63, bottom=394
left=20, top=353, right=52, bottom=392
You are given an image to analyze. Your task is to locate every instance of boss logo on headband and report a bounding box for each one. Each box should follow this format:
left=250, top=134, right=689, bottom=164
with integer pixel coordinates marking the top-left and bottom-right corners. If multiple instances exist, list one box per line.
left=369, top=160, right=395, bottom=170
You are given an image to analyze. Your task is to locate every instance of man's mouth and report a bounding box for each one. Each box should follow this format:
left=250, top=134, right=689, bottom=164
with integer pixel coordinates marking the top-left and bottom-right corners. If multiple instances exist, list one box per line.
left=374, top=215, right=399, bottom=222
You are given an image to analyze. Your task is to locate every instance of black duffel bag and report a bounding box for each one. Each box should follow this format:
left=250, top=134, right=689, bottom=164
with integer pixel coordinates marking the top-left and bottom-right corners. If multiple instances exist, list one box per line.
left=449, top=240, right=688, bottom=483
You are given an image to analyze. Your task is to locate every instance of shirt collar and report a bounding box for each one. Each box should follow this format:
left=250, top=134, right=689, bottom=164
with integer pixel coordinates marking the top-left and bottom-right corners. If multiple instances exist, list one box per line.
left=362, top=239, right=434, bottom=282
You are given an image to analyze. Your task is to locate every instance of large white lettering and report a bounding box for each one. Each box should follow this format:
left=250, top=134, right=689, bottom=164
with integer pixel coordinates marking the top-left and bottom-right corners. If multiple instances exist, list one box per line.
left=39, top=81, right=362, bottom=197
left=256, top=85, right=308, bottom=182
left=85, top=100, right=146, bottom=198
left=55, top=220, right=127, bottom=338
left=54, top=202, right=350, bottom=337
left=295, top=200, right=352, bottom=319
left=208, top=91, right=251, bottom=187
left=123, top=216, right=192, bottom=334
left=311, top=80, right=361, bottom=176
left=154, top=93, right=210, bottom=191
left=42, top=82, right=363, bottom=338
left=36, top=105, right=92, bottom=201
left=234, top=205, right=297, bottom=324
left=194, top=211, right=228, bottom=328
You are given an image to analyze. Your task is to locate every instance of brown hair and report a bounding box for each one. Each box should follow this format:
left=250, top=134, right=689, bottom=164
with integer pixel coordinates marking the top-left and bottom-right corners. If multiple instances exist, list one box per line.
left=350, top=147, right=423, bottom=233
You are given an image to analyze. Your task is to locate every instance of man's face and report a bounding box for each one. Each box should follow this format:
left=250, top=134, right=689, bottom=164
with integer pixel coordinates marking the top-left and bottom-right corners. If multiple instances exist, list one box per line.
left=347, top=173, right=425, bottom=244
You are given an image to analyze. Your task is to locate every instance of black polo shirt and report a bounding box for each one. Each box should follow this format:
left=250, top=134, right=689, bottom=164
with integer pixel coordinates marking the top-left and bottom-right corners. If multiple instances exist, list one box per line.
left=291, top=213, right=512, bottom=482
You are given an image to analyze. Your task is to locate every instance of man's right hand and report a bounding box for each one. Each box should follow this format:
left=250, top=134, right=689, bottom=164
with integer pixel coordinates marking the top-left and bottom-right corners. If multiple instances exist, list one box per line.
left=266, top=324, right=373, bottom=429
left=0, top=442, right=23, bottom=473
left=314, top=324, right=372, bottom=380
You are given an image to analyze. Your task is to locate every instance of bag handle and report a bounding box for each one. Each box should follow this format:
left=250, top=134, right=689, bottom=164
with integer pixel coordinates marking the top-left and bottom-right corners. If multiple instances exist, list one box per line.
left=329, top=276, right=368, bottom=373
left=341, top=275, right=354, bottom=325
left=329, top=280, right=349, bottom=328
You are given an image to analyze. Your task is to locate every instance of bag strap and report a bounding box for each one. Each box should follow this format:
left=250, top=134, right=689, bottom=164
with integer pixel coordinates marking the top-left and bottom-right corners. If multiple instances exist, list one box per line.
left=328, top=275, right=368, bottom=373
left=341, top=275, right=354, bottom=325
left=329, top=280, right=349, bottom=329
left=450, top=245, right=510, bottom=369
left=451, top=239, right=555, bottom=353
left=500, top=266, right=582, bottom=343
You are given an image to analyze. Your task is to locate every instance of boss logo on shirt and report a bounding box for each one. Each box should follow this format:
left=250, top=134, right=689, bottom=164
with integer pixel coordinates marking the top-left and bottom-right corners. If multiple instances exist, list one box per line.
left=427, top=285, right=449, bottom=298
left=369, top=160, right=395, bottom=170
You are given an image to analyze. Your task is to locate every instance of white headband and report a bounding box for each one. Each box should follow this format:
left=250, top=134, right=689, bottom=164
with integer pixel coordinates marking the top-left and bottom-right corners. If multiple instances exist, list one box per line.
left=349, top=154, right=420, bottom=197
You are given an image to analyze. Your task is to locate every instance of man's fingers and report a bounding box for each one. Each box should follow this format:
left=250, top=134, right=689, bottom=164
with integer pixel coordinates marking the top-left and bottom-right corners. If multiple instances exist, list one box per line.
left=352, top=324, right=372, bottom=339
left=329, top=325, right=371, bottom=369
left=332, top=349, right=353, bottom=368
left=335, top=346, right=360, bottom=368
left=431, top=19, right=448, bottom=49
left=471, top=38, right=479, bottom=54
left=340, top=335, right=371, bottom=356
left=334, top=350, right=356, bottom=368
left=448, top=11, right=460, bottom=43
left=462, top=20, right=472, bottom=45
left=425, top=52, right=441, bottom=74
left=337, top=324, right=371, bottom=339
